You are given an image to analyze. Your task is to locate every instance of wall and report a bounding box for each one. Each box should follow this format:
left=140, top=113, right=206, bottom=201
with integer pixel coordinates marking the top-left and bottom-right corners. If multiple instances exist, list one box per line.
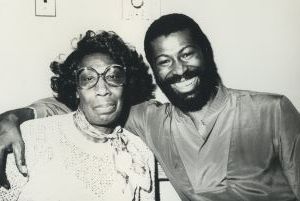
left=0, top=0, right=299, bottom=112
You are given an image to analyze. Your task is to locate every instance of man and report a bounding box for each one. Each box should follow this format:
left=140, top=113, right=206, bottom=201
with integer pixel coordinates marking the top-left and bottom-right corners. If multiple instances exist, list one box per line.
left=0, top=13, right=299, bottom=200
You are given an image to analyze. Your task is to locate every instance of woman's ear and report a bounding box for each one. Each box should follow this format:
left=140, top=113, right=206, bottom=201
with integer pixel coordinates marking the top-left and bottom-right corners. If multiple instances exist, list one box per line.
left=76, top=91, right=80, bottom=99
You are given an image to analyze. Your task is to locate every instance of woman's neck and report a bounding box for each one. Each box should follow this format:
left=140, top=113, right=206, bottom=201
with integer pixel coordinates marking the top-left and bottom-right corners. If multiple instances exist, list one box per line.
left=90, top=123, right=114, bottom=135
left=73, top=108, right=118, bottom=142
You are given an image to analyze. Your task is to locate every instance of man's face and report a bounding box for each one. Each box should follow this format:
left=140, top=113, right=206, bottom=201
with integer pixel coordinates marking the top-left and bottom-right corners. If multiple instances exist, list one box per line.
left=77, top=53, right=124, bottom=128
left=149, top=29, right=218, bottom=112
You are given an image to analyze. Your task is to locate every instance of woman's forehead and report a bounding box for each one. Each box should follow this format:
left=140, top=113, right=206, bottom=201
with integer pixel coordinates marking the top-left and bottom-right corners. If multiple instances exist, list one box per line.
left=81, top=53, right=116, bottom=67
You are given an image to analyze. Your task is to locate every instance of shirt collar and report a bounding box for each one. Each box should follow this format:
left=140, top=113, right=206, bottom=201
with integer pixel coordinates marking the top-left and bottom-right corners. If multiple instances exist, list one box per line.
left=202, top=85, right=229, bottom=125
left=174, top=85, right=228, bottom=118
left=173, top=85, right=229, bottom=141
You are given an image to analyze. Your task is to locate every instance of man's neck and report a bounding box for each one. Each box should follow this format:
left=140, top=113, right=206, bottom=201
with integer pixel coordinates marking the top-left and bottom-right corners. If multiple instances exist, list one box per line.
left=186, top=85, right=227, bottom=130
left=186, top=101, right=210, bottom=130
left=185, top=86, right=221, bottom=129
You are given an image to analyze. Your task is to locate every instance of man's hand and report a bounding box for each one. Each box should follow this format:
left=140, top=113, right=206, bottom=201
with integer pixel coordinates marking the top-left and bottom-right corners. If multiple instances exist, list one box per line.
left=0, top=109, right=33, bottom=189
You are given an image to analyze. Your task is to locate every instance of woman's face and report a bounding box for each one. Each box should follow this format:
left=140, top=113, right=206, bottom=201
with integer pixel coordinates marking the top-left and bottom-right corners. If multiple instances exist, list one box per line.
left=77, top=53, right=124, bottom=130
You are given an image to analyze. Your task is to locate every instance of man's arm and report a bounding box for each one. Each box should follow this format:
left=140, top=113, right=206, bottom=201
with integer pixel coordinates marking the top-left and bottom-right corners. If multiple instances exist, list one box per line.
left=276, top=96, right=300, bottom=199
left=0, top=97, right=72, bottom=189
left=0, top=108, right=34, bottom=189
left=124, top=100, right=163, bottom=140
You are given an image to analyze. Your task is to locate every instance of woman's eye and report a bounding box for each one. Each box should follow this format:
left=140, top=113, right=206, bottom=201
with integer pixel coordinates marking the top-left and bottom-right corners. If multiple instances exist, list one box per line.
left=106, top=75, right=118, bottom=80
left=83, top=76, right=95, bottom=81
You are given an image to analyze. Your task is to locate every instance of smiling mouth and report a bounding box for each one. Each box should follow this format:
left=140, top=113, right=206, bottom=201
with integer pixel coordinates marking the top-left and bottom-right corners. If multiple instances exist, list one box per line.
left=170, top=77, right=199, bottom=93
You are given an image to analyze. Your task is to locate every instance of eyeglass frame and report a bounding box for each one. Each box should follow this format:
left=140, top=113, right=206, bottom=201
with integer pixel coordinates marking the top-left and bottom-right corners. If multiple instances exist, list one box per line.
left=75, top=64, right=127, bottom=89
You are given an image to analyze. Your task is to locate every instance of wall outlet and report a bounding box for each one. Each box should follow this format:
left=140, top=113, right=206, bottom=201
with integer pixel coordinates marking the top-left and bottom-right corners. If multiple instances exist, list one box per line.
left=35, top=0, right=56, bottom=17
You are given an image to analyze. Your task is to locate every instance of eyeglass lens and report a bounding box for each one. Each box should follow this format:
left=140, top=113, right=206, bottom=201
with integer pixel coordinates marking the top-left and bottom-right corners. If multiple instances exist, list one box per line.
left=77, top=65, right=126, bottom=89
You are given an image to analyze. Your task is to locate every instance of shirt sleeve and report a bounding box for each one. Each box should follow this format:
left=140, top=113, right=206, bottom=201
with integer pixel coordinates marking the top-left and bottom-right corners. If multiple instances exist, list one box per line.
left=124, top=100, right=162, bottom=141
left=124, top=103, right=147, bottom=139
left=27, top=97, right=72, bottom=119
left=276, top=96, right=300, bottom=199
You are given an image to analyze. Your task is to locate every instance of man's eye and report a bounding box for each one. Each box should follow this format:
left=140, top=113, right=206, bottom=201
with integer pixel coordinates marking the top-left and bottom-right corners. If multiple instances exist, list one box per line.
left=156, top=59, right=171, bottom=67
left=181, top=52, right=194, bottom=60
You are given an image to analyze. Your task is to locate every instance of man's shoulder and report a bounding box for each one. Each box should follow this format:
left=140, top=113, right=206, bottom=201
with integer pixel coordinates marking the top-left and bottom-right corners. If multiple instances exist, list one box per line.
left=125, top=100, right=171, bottom=138
left=227, top=87, right=284, bottom=106
left=130, top=99, right=170, bottom=115
left=123, top=128, right=152, bottom=148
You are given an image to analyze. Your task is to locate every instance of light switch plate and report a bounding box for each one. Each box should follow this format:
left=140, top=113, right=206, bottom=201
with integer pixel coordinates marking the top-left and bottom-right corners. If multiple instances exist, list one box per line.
left=35, top=0, right=56, bottom=17
left=122, top=0, right=161, bottom=20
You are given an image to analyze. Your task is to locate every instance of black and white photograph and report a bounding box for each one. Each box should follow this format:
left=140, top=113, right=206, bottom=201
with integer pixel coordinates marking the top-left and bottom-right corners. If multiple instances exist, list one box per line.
left=0, top=0, right=299, bottom=200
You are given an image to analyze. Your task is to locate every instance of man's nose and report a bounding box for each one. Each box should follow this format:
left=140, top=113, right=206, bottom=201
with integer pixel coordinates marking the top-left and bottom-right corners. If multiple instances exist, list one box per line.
left=94, top=76, right=110, bottom=96
left=171, top=60, right=187, bottom=76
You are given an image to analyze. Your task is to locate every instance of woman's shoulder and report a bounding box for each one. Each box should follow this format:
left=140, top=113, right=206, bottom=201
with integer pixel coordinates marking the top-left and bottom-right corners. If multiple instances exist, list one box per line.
left=20, top=113, right=75, bottom=143
left=21, top=113, right=74, bottom=129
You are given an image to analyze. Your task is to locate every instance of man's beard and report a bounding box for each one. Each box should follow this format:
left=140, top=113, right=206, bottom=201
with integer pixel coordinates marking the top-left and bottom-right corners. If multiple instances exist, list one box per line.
left=155, top=65, right=221, bottom=112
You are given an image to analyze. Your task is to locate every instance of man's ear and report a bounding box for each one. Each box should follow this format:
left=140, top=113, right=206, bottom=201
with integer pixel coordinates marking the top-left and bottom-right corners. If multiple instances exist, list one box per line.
left=76, top=91, right=79, bottom=99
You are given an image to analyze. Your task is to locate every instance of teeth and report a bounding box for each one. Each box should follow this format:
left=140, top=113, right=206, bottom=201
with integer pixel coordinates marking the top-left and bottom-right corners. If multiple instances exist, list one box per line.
left=173, top=77, right=197, bottom=88
left=170, top=77, right=199, bottom=93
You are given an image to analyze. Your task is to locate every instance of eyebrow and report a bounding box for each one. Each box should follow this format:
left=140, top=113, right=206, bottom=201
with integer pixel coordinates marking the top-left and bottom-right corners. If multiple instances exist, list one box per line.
left=153, top=45, right=196, bottom=61
left=178, top=45, right=196, bottom=54
left=153, top=54, right=170, bottom=61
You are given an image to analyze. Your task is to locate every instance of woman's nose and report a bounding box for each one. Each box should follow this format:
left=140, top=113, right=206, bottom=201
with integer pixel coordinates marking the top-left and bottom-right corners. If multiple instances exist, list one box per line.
left=94, top=77, right=110, bottom=96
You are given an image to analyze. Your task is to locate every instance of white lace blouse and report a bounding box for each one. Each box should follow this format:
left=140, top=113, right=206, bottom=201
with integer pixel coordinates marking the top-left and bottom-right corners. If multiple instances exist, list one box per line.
left=0, top=112, right=155, bottom=201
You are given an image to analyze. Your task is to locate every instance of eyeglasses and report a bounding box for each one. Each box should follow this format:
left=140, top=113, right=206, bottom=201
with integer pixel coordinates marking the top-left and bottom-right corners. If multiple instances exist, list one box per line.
left=76, top=64, right=126, bottom=89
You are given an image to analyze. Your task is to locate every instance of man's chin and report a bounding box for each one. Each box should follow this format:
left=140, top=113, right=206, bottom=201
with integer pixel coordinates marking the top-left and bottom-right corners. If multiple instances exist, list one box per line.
left=157, top=77, right=217, bottom=112
left=177, top=90, right=198, bottom=99
left=176, top=98, right=204, bottom=112
left=162, top=83, right=215, bottom=112
left=166, top=90, right=204, bottom=112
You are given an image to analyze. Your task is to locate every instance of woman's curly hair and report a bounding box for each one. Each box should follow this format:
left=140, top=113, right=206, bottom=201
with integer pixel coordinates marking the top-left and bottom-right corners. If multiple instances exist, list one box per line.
left=50, top=30, right=156, bottom=112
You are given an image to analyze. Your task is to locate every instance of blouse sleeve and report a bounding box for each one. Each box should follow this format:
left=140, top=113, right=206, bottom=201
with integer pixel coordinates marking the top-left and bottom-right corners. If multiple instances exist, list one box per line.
left=124, top=130, right=156, bottom=201
left=0, top=118, right=51, bottom=200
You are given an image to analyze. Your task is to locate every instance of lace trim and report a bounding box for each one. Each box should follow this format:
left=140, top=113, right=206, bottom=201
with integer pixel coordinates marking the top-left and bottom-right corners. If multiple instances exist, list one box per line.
left=72, top=109, right=152, bottom=198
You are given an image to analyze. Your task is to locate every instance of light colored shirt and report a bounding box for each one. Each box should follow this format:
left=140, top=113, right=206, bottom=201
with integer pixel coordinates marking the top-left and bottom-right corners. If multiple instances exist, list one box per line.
left=1, top=113, right=155, bottom=201
left=126, top=86, right=300, bottom=201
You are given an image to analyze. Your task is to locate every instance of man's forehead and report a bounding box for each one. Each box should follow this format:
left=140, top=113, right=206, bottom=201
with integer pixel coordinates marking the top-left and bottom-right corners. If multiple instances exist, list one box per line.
left=150, top=29, right=195, bottom=56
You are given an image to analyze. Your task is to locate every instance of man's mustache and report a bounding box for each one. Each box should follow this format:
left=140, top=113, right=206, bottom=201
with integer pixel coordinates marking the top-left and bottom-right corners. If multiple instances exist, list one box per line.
left=164, top=69, right=200, bottom=84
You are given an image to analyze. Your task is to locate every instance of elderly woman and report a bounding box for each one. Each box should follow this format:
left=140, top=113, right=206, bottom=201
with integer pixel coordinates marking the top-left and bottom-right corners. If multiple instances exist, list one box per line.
left=1, top=30, right=156, bottom=201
